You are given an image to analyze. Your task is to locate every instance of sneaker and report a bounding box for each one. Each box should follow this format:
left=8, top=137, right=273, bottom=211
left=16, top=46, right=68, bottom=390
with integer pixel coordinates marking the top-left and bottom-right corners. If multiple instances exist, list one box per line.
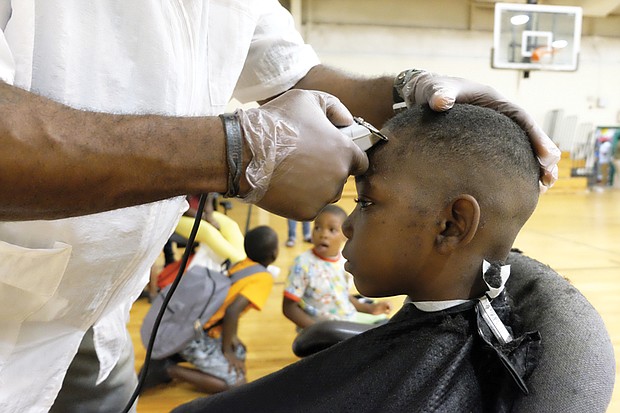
left=285, top=238, right=295, bottom=248
left=303, top=236, right=312, bottom=243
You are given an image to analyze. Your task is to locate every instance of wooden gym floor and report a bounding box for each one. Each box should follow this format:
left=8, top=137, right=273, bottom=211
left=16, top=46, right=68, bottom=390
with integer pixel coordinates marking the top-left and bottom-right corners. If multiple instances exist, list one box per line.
left=129, top=185, right=620, bottom=412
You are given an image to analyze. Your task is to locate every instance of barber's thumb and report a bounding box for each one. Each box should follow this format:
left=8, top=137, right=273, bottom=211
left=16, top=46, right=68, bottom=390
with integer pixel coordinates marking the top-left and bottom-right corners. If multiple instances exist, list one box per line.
left=429, top=91, right=456, bottom=111
left=349, top=145, right=369, bottom=176
left=407, top=71, right=456, bottom=111
left=309, top=90, right=354, bottom=127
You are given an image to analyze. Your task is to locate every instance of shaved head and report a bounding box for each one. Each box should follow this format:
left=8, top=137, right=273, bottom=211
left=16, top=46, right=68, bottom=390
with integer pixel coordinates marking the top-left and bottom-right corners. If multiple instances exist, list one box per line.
left=375, top=104, right=540, bottom=254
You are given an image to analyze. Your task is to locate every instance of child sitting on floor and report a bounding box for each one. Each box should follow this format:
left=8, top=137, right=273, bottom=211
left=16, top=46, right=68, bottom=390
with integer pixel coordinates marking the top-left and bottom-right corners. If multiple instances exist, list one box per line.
left=171, top=103, right=542, bottom=412
left=283, top=204, right=391, bottom=330
left=142, top=225, right=279, bottom=394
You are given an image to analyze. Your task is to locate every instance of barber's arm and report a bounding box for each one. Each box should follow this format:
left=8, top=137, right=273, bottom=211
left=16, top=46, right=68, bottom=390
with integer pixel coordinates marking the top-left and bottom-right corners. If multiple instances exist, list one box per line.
left=0, top=81, right=228, bottom=220
left=294, top=64, right=561, bottom=190
left=0, top=82, right=366, bottom=221
left=293, top=65, right=394, bottom=128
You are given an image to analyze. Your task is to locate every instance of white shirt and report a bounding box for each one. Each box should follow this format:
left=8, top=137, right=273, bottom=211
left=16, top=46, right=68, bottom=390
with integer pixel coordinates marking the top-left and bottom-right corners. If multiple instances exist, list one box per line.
left=412, top=261, right=511, bottom=312
left=599, top=140, right=612, bottom=164
left=0, top=2, right=318, bottom=412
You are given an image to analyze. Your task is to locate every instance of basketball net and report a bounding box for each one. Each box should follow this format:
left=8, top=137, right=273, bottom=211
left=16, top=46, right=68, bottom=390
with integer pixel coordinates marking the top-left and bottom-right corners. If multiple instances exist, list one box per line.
left=531, top=46, right=557, bottom=64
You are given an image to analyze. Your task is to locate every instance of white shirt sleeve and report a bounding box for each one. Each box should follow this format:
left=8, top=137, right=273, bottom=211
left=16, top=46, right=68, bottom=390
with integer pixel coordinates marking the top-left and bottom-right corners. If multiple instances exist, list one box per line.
left=0, top=2, right=14, bottom=84
left=233, top=0, right=319, bottom=103
left=0, top=34, right=15, bottom=84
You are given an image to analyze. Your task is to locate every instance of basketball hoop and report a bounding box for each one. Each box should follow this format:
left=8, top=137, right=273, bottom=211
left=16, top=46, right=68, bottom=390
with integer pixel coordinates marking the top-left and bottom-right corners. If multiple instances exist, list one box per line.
left=531, top=46, right=557, bottom=63
left=492, top=3, right=582, bottom=72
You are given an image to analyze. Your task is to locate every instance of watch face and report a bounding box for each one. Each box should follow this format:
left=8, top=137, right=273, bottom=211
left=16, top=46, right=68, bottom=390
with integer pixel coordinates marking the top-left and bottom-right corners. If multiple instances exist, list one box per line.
left=393, top=69, right=413, bottom=102
left=395, top=70, right=409, bottom=87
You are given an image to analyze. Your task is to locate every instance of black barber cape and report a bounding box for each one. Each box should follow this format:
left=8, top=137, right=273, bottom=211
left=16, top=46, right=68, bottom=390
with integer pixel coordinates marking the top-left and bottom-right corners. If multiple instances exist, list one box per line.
left=172, top=292, right=540, bottom=413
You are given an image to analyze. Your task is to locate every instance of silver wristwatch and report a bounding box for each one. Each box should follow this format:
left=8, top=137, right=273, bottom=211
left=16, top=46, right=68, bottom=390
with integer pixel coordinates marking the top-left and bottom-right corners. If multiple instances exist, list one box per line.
left=392, top=68, right=423, bottom=113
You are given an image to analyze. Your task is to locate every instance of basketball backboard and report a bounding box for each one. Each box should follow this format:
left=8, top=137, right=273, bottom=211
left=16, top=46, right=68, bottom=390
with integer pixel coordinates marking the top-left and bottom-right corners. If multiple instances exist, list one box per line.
left=492, top=3, right=582, bottom=71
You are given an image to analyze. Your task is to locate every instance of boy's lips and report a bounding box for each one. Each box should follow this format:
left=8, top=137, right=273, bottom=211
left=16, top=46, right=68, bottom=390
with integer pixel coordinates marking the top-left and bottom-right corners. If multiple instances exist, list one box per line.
left=342, top=249, right=351, bottom=265
left=341, top=245, right=349, bottom=260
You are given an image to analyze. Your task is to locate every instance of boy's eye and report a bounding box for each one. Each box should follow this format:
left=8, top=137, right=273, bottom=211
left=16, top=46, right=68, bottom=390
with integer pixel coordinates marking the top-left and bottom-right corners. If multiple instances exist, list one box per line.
left=354, top=198, right=373, bottom=209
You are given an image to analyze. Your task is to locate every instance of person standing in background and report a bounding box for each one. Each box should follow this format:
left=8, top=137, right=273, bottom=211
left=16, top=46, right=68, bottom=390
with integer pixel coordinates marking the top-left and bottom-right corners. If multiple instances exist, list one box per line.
left=285, top=219, right=312, bottom=248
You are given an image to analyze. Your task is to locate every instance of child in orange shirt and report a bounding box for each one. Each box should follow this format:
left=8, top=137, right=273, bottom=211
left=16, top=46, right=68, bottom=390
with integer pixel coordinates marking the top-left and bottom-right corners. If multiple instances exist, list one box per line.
left=142, top=225, right=278, bottom=394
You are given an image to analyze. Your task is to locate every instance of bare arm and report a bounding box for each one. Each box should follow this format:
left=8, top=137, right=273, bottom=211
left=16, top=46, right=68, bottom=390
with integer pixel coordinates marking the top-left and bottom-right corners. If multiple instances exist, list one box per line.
left=293, top=64, right=394, bottom=127
left=349, top=295, right=392, bottom=315
left=0, top=81, right=231, bottom=220
left=294, top=65, right=561, bottom=190
left=282, top=296, right=316, bottom=329
left=1, top=83, right=366, bottom=222
left=221, top=295, right=250, bottom=376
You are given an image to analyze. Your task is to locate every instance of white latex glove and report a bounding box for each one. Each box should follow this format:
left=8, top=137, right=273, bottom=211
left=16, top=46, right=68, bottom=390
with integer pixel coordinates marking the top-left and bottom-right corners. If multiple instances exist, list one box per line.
left=236, top=90, right=368, bottom=220
left=402, top=71, right=561, bottom=192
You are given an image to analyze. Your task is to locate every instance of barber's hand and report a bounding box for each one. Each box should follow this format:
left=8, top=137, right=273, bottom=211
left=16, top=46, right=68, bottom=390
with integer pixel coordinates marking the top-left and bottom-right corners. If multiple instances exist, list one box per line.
left=236, top=90, right=369, bottom=220
left=402, top=71, right=561, bottom=191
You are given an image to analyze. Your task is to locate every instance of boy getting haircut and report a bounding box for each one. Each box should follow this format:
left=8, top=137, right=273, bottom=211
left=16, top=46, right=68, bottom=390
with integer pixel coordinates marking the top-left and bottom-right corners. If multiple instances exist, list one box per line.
left=172, top=104, right=542, bottom=413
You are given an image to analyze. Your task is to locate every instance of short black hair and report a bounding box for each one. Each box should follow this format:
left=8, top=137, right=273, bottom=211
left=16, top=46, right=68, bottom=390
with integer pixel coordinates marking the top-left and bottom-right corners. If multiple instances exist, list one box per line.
left=382, top=104, right=539, bottom=232
left=384, top=104, right=539, bottom=190
left=317, top=204, right=347, bottom=222
left=244, top=225, right=278, bottom=267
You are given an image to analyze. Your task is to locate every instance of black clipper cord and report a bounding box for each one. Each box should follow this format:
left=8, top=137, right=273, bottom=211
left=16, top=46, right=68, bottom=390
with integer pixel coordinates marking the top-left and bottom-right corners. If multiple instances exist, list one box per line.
left=121, top=193, right=208, bottom=413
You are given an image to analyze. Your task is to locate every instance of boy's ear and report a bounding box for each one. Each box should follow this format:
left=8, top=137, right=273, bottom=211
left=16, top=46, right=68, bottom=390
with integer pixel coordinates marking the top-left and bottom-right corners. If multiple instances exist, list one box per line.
left=435, top=194, right=480, bottom=255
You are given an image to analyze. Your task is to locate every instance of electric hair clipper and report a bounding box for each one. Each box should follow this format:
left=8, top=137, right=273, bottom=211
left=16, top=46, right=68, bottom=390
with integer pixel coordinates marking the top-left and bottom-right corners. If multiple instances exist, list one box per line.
left=340, top=117, right=388, bottom=151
